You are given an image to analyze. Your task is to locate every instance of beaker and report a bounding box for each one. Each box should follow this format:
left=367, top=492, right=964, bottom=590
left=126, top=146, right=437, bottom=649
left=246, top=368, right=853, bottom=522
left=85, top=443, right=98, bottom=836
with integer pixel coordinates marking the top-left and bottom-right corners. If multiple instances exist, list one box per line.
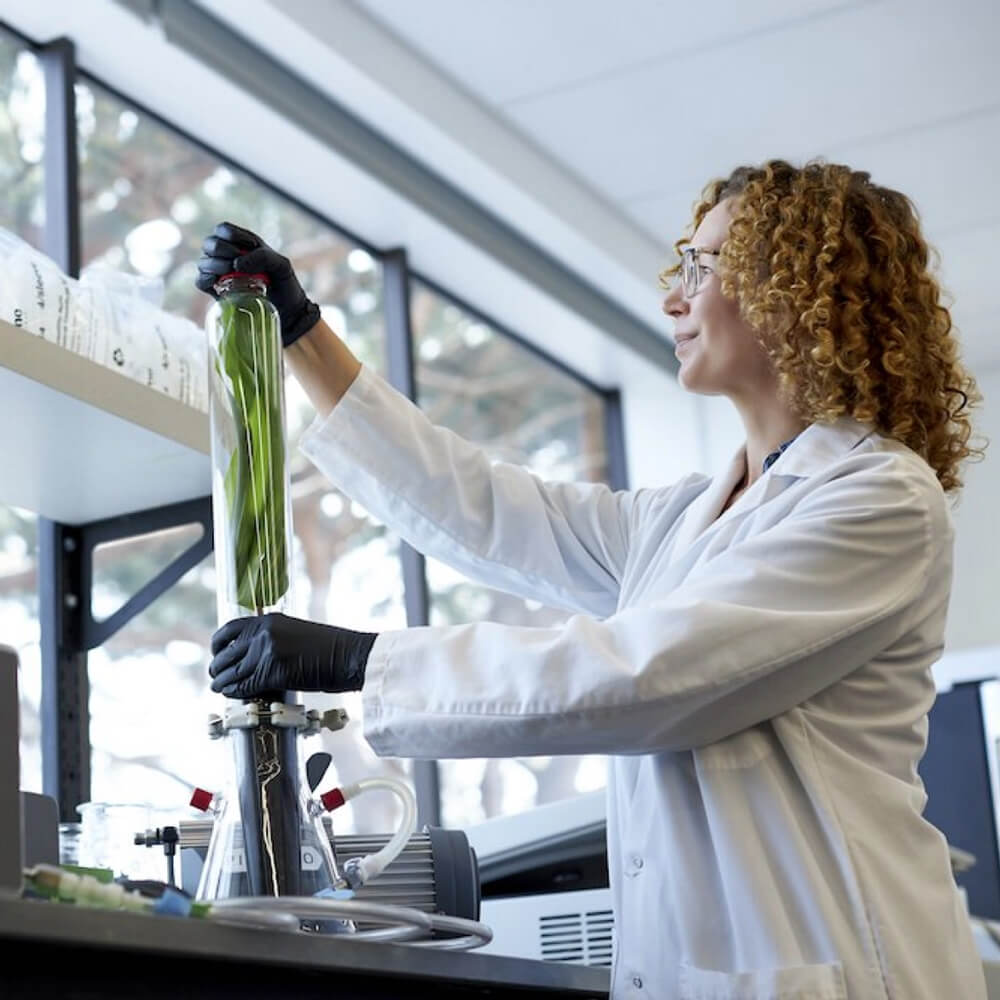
left=77, top=802, right=172, bottom=880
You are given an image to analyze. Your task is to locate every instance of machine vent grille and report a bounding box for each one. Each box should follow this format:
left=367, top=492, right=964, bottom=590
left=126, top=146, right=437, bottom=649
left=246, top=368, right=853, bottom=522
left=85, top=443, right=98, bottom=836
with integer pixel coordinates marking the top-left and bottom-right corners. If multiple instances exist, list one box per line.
left=539, top=908, right=614, bottom=966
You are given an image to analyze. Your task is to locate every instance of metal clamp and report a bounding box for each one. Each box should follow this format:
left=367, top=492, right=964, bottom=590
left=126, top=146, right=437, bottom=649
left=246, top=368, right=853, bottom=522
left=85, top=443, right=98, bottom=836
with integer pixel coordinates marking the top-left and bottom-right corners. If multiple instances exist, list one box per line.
left=208, top=703, right=350, bottom=738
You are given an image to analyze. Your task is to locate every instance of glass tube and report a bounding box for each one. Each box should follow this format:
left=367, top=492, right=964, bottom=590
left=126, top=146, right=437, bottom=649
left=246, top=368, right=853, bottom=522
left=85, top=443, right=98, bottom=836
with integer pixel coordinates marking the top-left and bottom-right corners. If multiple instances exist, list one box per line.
left=206, top=272, right=294, bottom=623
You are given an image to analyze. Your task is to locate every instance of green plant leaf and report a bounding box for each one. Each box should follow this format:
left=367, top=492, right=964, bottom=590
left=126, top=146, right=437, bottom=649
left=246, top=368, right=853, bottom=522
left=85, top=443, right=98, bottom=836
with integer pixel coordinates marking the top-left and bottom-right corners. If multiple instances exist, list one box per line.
left=215, top=291, right=289, bottom=610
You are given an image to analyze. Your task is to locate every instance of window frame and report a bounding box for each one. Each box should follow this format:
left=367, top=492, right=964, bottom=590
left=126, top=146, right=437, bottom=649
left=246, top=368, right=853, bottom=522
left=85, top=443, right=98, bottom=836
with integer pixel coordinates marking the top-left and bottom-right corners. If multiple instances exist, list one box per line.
left=6, top=23, right=628, bottom=824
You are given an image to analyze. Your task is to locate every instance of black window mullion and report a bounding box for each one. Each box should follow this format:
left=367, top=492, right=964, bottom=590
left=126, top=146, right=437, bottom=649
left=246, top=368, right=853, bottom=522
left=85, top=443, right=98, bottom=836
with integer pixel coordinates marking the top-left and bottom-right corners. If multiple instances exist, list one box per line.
left=39, top=35, right=86, bottom=819
left=381, top=246, right=441, bottom=829
left=40, top=36, right=79, bottom=278
left=603, top=389, right=630, bottom=492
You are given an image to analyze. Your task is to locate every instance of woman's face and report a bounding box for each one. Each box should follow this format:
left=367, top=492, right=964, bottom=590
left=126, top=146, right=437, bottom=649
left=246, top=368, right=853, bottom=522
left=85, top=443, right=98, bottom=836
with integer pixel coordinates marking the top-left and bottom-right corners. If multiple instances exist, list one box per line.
left=662, top=199, right=776, bottom=400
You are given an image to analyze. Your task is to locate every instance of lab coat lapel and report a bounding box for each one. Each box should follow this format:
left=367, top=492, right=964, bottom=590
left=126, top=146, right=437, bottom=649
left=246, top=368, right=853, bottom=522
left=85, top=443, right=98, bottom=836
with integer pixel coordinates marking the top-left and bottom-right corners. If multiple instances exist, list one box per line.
left=671, top=417, right=875, bottom=555
left=670, top=446, right=748, bottom=553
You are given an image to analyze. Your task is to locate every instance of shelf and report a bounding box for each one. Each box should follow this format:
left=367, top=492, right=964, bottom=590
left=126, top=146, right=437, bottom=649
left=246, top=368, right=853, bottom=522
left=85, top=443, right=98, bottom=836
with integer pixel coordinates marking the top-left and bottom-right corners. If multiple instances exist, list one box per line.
left=0, top=318, right=211, bottom=525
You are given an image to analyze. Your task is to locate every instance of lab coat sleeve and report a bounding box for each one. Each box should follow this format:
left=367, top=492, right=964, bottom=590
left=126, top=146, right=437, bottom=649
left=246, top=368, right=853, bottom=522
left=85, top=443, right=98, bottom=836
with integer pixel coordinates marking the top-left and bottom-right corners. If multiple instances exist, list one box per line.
left=298, top=364, right=644, bottom=618
left=361, top=456, right=947, bottom=758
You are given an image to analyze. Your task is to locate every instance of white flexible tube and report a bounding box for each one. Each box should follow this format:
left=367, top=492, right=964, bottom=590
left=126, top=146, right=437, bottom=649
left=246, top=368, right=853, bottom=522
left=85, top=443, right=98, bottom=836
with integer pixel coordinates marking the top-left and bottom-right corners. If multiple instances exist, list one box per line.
left=207, top=896, right=493, bottom=948
left=336, top=777, right=417, bottom=886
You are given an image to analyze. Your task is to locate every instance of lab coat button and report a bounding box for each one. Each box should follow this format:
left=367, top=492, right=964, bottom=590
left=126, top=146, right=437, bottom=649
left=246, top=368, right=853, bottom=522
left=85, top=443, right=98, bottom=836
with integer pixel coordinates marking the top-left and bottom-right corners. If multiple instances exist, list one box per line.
left=632, top=975, right=643, bottom=989
left=632, top=855, right=643, bottom=870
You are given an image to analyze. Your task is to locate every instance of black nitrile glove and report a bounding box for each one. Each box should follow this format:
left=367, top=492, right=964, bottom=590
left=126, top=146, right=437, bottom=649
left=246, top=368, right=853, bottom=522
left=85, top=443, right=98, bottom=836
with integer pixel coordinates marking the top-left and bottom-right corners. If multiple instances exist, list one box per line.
left=209, top=613, right=378, bottom=699
left=195, top=222, right=321, bottom=347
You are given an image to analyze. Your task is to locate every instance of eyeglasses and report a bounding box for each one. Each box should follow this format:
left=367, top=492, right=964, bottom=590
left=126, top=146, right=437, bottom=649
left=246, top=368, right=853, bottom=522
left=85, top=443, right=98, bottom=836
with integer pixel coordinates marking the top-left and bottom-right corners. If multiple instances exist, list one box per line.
left=680, top=246, right=720, bottom=298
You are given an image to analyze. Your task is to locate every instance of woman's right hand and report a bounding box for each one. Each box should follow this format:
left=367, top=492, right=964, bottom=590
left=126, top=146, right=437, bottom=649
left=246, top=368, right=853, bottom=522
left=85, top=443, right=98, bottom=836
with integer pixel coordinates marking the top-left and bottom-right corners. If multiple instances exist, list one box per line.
left=196, top=221, right=321, bottom=347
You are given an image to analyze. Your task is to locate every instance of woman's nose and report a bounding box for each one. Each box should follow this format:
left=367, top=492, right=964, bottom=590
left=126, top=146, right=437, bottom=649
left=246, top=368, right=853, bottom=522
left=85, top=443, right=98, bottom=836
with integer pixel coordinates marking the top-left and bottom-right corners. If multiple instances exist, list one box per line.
left=662, top=281, right=688, bottom=318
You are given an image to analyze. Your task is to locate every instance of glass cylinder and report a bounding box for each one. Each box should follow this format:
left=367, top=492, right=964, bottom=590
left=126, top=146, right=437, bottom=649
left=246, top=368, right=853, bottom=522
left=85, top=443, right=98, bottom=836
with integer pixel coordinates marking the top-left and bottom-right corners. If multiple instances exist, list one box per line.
left=206, top=272, right=294, bottom=623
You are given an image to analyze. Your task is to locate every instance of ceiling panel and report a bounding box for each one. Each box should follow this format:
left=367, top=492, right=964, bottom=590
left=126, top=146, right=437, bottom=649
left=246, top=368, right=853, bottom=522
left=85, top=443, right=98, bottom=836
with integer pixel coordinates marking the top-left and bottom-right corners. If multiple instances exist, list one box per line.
left=354, top=0, right=858, bottom=106
left=625, top=103, right=1000, bottom=243
left=826, top=106, right=1000, bottom=239
left=502, top=1, right=999, bottom=203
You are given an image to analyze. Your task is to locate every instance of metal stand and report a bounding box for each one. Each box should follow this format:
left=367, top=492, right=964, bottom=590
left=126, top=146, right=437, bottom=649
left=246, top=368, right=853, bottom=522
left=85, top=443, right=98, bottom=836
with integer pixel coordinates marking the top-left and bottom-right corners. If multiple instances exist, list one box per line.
left=0, top=646, right=21, bottom=891
left=39, top=497, right=213, bottom=821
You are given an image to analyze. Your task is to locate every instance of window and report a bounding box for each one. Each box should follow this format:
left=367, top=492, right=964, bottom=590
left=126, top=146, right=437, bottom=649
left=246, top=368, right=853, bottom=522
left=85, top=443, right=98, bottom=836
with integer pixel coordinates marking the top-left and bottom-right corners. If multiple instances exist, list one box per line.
left=0, top=31, right=44, bottom=248
left=76, top=81, right=407, bottom=833
left=7, top=55, right=624, bottom=837
left=0, top=31, right=45, bottom=790
left=88, top=529, right=223, bottom=806
left=1, top=506, right=40, bottom=792
left=411, top=281, right=611, bottom=826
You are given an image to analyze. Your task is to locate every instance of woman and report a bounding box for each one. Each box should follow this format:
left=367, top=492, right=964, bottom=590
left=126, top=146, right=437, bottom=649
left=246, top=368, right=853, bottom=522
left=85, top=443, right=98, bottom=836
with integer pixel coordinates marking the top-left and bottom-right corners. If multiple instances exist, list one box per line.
left=197, top=159, right=986, bottom=999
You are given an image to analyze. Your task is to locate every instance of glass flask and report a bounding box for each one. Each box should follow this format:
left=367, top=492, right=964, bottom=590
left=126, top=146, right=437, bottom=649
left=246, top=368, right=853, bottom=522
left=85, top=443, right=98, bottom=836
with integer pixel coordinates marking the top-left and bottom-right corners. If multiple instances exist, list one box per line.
left=196, top=719, right=344, bottom=901
left=205, top=272, right=294, bottom=623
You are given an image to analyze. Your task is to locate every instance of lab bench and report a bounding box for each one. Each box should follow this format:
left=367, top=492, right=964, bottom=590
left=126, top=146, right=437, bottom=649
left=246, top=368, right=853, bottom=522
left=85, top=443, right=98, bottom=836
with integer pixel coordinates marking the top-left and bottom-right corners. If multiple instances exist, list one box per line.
left=0, top=895, right=611, bottom=998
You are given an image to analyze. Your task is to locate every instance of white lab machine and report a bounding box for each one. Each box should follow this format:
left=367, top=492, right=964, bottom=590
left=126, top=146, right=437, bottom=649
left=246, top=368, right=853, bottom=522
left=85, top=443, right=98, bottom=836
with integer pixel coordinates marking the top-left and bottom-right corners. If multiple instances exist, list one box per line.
left=465, top=790, right=613, bottom=967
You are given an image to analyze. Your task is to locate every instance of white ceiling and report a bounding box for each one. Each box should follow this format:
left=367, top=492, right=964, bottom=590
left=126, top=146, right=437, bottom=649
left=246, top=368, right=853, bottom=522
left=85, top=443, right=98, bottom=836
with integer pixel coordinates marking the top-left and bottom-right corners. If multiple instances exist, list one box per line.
left=346, top=0, right=999, bottom=368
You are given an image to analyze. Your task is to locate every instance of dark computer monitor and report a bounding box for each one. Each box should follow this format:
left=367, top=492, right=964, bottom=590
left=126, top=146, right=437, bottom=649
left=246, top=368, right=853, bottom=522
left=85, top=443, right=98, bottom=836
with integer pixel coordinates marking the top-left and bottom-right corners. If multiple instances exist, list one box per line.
left=919, top=679, right=1000, bottom=919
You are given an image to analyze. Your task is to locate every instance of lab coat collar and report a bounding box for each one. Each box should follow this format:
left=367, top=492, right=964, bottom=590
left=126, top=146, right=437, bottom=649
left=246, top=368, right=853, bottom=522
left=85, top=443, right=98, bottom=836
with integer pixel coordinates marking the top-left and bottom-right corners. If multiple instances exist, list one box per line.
left=671, top=416, right=874, bottom=553
left=767, top=416, right=875, bottom=479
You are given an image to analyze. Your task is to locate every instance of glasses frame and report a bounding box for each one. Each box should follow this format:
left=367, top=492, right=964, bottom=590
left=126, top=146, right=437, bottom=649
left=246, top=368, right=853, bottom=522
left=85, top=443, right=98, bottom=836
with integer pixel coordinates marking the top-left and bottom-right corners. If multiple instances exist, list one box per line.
left=680, top=246, right=720, bottom=298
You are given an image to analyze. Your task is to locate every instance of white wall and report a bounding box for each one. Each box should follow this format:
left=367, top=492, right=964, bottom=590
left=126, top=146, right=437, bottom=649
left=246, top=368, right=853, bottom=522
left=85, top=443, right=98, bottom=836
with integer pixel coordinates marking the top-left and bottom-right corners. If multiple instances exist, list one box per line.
left=619, top=354, right=705, bottom=490
left=945, top=366, right=1000, bottom=653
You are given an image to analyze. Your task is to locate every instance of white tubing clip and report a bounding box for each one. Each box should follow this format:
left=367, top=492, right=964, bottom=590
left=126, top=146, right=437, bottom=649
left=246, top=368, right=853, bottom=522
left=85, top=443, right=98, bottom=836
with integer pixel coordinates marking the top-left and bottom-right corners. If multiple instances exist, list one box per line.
left=269, top=702, right=309, bottom=729
left=222, top=702, right=260, bottom=730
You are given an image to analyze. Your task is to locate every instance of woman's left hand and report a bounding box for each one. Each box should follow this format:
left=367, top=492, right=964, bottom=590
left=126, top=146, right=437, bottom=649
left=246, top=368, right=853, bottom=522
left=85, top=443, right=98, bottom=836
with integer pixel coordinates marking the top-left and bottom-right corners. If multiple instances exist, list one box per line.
left=208, top=612, right=378, bottom=699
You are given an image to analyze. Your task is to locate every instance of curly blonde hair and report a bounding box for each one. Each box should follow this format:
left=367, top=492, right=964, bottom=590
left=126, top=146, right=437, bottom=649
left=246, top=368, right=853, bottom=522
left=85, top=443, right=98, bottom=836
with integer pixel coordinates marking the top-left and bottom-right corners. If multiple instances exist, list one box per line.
left=661, top=159, right=985, bottom=494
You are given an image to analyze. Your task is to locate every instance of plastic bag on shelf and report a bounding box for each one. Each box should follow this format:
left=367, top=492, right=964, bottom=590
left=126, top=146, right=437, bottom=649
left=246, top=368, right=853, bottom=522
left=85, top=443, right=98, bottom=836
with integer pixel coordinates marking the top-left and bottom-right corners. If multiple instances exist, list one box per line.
left=0, top=227, right=208, bottom=412
left=0, top=228, right=109, bottom=360
left=80, top=265, right=208, bottom=412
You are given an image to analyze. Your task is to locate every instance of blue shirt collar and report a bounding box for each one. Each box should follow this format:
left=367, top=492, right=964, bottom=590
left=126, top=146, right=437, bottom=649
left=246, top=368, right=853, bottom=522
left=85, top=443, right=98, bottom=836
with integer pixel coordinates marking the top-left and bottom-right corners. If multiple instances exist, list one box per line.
left=762, top=435, right=800, bottom=473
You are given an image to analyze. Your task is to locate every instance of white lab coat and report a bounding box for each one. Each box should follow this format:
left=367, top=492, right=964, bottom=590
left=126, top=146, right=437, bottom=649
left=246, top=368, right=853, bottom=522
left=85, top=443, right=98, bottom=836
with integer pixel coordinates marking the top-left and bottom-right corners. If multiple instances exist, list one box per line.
left=299, top=364, right=986, bottom=1000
